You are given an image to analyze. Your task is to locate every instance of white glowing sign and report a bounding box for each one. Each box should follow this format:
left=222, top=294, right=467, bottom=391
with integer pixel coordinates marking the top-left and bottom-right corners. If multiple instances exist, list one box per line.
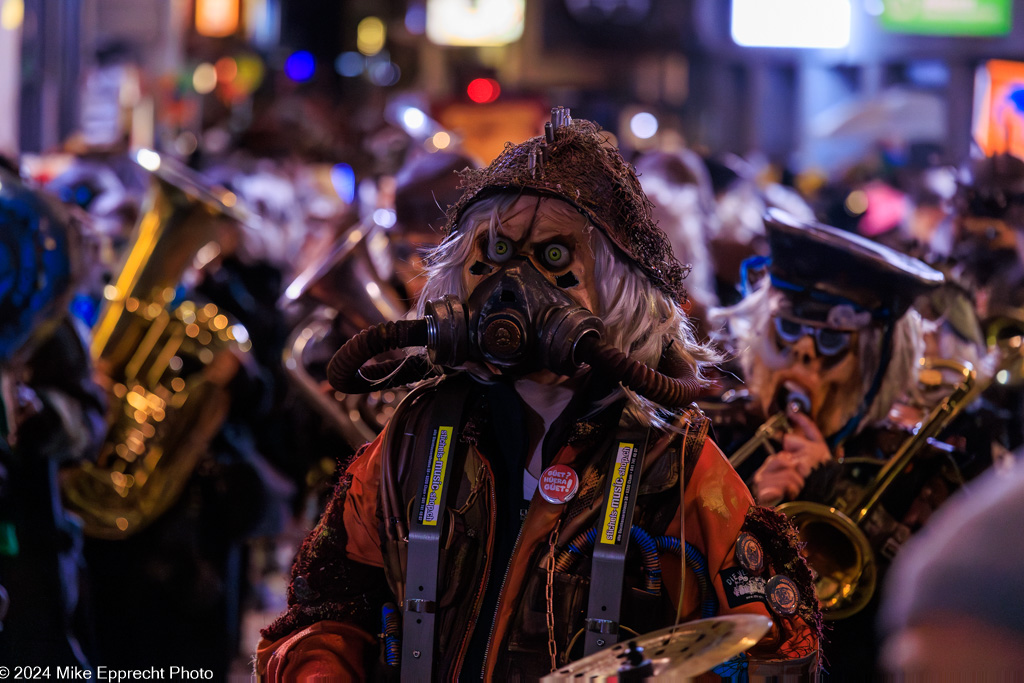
left=731, top=0, right=851, bottom=49
left=426, top=0, right=525, bottom=47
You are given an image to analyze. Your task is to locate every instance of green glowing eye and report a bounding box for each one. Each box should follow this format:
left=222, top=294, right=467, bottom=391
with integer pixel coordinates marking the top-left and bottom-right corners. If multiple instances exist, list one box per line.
left=543, top=243, right=569, bottom=268
left=489, top=237, right=513, bottom=262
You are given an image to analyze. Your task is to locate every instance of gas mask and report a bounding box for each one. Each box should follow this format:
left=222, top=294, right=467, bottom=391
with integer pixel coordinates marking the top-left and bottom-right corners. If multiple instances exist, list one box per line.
left=424, top=258, right=604, bottom=378
left=327, top=261, right=704, bottom=409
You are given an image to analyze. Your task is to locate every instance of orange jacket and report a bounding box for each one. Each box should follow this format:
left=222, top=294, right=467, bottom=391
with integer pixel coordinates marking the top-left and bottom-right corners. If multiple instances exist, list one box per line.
left=258, top=376, right=820, bottom=680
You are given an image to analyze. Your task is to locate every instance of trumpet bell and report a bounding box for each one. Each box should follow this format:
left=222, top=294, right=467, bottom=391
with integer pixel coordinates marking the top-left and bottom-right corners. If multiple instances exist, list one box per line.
left=775, top=500, right=877, bottom=621
left=281, top=220, right=409, bottom=336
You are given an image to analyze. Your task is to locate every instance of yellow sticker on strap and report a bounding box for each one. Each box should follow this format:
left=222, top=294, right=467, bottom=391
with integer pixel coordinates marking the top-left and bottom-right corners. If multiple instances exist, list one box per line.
left=421, top=426, right=454, bottom=526
left=600, top=441, right=636, bottom=544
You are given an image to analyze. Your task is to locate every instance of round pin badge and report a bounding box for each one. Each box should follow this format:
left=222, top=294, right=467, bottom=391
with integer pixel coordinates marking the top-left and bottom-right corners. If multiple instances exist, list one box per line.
left=765, top=575, right=801, bottom=617
left=735, top=532, right=764, bottom=575
left=538, top=464, right=580, bottom=505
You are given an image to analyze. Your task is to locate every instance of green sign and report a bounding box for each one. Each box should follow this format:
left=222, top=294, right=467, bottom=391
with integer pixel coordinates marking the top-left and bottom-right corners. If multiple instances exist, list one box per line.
left=881, top=0, right=1012, bottom=36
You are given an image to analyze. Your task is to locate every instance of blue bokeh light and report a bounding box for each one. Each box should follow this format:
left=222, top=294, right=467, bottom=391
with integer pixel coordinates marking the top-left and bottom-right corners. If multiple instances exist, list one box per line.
left=330, top=163, right=356, bottom=204
left=285, top=51, right=316, bottom=82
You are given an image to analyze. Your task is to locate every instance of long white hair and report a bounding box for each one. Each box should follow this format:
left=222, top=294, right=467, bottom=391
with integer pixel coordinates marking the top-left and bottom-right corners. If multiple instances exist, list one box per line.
left=417, top=191, right=721, bottom=426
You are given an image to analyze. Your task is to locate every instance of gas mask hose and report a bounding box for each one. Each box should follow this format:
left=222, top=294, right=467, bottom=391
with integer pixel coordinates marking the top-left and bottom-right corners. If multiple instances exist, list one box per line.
left=326, top=319, right=435, bottom=393
left=326, top=298, right=707, bottom=410
left=573, top=335, right=706, bottom=409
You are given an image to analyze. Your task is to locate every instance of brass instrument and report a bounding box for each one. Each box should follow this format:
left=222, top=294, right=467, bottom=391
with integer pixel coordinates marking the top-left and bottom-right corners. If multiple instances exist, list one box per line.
left=983, top=308, right=1024, bottom=388
left=729, top=409, right=795, bottom=469
left=280, top=218, right=410, bottom=450
left=61, top=150, right=252, bottom=540
left=776, top=359, right=976, bottom=620
left=729, top=386, right=811, bottom=469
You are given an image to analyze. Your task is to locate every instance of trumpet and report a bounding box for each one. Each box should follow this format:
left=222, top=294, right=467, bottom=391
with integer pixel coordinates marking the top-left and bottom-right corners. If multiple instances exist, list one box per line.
left=729, top=385, right=812, bottom=469
left=776, top=359, right=976, bottom=620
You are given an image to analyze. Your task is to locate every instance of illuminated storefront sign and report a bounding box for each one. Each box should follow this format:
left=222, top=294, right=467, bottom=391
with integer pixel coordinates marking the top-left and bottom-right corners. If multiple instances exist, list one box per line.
left=880, top=0, right=1012, bottom=36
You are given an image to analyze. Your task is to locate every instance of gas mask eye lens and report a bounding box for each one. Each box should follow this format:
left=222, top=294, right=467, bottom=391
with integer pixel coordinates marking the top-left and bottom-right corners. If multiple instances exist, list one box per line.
left=489, top=237, right=513, bottom=262
left=541, top=243, right=570, bottom=269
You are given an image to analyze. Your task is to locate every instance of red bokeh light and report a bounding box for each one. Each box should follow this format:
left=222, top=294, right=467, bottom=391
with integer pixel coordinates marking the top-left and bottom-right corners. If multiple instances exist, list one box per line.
left=466, top=78, right=500, bottom=104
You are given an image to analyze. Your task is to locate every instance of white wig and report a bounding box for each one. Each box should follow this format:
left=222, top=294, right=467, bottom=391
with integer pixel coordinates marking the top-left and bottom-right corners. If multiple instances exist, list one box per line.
left=417, top=191, right=721, bottom=426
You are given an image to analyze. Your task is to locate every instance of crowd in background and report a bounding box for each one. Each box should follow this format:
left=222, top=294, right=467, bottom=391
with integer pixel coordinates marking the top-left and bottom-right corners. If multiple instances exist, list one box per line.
left=2, top=83, right=1024, bottom=679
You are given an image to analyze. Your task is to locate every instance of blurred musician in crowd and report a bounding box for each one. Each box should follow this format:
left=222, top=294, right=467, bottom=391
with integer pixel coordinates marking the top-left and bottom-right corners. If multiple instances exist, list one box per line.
left=389, top=149, right=477, bottom=305
left=0, top=158, right=107, bottom=668
left=57, top=151, right=295, bottom=678
left=256, top=111, right=822, bottom=680
left=708, top=209, right=1001, bottom=678
left=947, top=153, right=1024, bottom=316
left=635, top=148, right=721, bottom=323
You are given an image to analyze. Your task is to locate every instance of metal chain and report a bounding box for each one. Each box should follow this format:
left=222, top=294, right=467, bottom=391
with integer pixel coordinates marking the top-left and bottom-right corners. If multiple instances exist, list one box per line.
left=546, top=519, right=562, bottom=672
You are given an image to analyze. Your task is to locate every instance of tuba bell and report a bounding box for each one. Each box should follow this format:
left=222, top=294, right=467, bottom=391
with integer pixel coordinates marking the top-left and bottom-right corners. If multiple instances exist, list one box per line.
left=279, top=216, right=411, bottom=450
left=60, top=150, right=252, bottom=540
left=776, top=358, right=976, bottom=620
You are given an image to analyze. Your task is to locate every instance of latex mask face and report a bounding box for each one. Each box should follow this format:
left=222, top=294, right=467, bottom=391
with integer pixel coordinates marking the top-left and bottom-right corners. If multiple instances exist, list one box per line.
left=460, top=195, right=600, bottom=315
left=753, top=316, right=864, bottom=439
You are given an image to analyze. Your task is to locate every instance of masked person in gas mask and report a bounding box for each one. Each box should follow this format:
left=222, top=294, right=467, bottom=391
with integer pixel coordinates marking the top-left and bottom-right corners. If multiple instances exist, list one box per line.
left=256, top=111, right=821, bottom=681
left=708, top=210, right=1001, bottom=678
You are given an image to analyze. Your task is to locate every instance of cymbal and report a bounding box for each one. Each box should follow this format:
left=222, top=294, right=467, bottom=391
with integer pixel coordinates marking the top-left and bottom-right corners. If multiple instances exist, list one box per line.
left=541, top=614, right=772, bottom=681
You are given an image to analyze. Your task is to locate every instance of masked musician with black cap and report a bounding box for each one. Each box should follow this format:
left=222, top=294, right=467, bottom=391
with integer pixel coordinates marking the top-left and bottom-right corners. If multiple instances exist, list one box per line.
left=255, top=111, right=821, bottom=681
left=709, top=210, right=999, bottom=678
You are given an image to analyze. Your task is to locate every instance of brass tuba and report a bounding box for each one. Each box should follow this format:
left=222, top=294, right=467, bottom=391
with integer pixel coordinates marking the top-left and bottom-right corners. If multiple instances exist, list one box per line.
left=776, top=359, right=976, bottom=620
left=60, top=150, right=252, bottom=540
left=280, top=217, right=411, bottom=450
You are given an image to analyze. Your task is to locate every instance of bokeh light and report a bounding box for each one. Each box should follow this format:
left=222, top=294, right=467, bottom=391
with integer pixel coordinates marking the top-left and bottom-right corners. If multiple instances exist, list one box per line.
left=845, top=189, right=869, bottom=215
left=401, top=107, right=427, bottom=133
left=284, top=51, right=315, bottom=82
left=629, top=111, right=659, bottom=139
left=405, top=3, right=427, bottom=34
left=215, top=56, right=238, bottom=83
left=136, top=149, right=162, bottom=172
left=466, top=78, right=500, bottom=104
left=195, top=0, right=239, bottom=37
left=1, top=0, right=24, bottom=31
left=234, top=53, right=265, bottom=94
left=335, top=52, right=365, bottom=77
left=192, top=63, right=218, bottom=94
left=432, top=131, right=451, bottom=150
left=357, top=16, right=386, bottom=56
left=367, top=61, right=400, bottom=86
left=330, top=163, right=356, bottom=204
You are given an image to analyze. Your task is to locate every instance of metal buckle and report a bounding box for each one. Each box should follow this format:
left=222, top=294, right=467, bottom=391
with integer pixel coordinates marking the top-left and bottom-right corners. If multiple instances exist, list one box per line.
left=585, top=618, right=619, bottom=635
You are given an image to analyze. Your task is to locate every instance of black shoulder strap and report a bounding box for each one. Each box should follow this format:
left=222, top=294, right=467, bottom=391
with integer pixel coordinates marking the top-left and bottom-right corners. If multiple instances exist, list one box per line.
left=583, top=417, right=653, bottom=655
left=400, top=377, right=474, bottom=681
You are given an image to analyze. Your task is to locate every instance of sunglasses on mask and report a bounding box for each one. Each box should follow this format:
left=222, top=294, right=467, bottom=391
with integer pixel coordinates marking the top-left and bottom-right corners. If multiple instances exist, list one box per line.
left=773, top=317, right=853, bottom=357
